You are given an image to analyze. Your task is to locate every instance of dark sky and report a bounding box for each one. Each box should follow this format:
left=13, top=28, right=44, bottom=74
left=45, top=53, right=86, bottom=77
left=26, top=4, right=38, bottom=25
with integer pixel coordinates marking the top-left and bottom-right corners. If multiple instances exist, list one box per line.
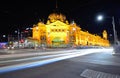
left=0, top=0, right=120, bottom=40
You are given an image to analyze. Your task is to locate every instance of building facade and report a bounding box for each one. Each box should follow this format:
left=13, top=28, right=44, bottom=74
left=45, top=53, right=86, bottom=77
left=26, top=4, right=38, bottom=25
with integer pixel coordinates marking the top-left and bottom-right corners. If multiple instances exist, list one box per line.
left=32, top=12, right=110, bottom=47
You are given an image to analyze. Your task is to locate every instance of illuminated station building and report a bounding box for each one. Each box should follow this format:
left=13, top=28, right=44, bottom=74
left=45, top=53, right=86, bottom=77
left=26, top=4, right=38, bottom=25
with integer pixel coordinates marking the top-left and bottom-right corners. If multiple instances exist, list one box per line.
left=32, top=12, right=110, bottom=48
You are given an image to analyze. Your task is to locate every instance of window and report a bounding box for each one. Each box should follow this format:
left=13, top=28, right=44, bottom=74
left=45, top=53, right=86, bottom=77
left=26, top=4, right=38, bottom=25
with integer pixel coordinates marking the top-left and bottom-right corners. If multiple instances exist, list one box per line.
left=59, top=29, right=61, bottom=32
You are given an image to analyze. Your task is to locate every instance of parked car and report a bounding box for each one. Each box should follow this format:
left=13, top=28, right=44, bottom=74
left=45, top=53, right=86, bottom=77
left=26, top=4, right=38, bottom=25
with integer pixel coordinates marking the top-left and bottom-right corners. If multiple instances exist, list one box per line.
left=7, top=45, right=14, bottom=50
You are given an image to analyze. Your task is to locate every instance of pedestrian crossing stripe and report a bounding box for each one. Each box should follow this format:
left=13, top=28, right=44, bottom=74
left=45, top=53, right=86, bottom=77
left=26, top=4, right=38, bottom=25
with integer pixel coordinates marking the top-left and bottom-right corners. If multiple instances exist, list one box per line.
left=80, top=69, right=120, bottom=78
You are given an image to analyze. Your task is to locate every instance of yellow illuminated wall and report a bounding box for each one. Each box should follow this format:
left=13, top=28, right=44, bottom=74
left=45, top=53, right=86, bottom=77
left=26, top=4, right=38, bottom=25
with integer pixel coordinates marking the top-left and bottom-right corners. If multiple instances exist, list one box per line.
left=32, top=12, right=110, bottom=47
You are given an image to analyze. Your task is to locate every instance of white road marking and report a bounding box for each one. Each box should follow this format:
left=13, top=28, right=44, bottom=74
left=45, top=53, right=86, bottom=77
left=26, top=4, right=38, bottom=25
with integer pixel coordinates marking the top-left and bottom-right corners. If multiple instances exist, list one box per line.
left=80, top=69, right=120, bottom=78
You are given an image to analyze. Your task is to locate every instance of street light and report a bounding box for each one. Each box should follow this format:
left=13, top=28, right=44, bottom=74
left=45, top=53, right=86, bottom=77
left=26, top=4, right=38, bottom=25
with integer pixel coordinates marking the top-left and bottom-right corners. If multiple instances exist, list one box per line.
left=112, top=16, right=118, bottom=44
left=97, top=15, right=103, bottom=21
left=97, top=15, right=118, bottom=44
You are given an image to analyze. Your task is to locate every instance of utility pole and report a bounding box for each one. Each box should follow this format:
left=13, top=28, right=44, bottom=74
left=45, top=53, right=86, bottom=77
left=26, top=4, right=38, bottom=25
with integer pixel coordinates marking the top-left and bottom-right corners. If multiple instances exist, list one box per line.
left=8, top=34, right=10, bottom=42
left=112, top=16, right=118, bottom=44
left=18, top=29, right=20, bottom=48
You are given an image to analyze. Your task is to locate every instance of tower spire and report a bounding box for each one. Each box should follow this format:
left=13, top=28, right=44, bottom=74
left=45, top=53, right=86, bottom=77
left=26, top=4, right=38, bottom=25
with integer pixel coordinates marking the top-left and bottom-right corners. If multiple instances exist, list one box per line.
left=56, top=0, right=58, bottom=9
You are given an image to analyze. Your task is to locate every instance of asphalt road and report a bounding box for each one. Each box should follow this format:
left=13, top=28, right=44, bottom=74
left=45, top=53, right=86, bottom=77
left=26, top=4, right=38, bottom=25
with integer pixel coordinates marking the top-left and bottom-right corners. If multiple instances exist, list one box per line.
left=0, top=48, right=120, bottom=78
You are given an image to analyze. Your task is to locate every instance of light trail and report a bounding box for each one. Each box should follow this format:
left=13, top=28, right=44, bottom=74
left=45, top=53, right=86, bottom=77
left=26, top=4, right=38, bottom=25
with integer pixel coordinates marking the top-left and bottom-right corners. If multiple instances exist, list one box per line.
left=0, top=49, right=76, bottom=59
left=0, top=48, right=113, bottom=74
left=0, top=50, right=78, bottom=64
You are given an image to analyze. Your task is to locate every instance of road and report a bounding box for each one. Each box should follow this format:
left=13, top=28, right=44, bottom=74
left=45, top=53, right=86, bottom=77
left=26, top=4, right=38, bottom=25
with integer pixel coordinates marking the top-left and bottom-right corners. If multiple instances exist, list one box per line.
left=0, top=47, right=120, bottom=78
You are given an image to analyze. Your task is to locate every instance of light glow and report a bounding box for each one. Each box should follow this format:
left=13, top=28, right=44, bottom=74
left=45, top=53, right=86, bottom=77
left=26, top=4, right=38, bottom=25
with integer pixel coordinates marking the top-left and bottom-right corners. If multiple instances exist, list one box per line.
left=97, top=15, right=103, bottom=21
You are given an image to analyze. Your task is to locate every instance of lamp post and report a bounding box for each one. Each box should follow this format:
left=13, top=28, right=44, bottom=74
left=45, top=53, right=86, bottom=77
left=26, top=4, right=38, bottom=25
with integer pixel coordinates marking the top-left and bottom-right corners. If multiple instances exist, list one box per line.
left=97, top=15, right=118, bottom=44
left=112, top=16, right=118, bottom=44
left=17, top=28, right=20, bottom=48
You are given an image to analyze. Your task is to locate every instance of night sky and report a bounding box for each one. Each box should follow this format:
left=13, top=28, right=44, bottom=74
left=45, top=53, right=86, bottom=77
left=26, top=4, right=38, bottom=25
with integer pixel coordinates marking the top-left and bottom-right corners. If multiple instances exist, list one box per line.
left=0, top=0, right=120, bottom=40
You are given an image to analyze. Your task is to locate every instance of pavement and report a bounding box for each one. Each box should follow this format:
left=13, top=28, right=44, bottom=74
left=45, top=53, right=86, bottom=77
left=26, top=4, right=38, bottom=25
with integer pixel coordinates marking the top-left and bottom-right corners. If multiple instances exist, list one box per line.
left=0, top=47, right=120, bottom=78
left=113, top=43, right=120, bottom=55
left=0, top=49, right=120, bottom=78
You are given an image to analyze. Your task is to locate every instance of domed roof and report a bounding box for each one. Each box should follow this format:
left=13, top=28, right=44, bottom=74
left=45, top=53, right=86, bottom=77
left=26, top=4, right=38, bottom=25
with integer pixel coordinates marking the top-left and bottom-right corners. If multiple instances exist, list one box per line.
left=48, top=12, right=66, bottom=23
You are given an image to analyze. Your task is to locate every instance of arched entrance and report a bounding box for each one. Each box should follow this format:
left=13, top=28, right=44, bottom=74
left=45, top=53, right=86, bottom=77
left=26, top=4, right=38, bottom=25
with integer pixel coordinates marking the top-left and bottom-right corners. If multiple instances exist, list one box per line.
left=52, top=37, right=65, bottom=47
